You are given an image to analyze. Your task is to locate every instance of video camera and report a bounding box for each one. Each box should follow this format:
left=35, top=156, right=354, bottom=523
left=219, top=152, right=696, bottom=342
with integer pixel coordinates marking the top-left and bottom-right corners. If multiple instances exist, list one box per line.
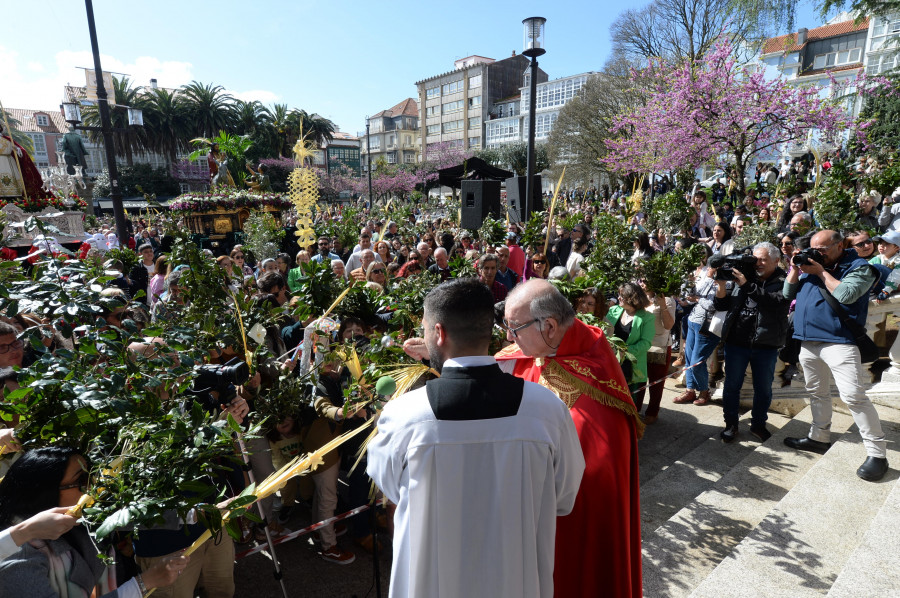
left=709, top=252, right=758, bottom=282
left=791, top=248, right=826, bottom=267
left=185, top=357, right=250, bottom=411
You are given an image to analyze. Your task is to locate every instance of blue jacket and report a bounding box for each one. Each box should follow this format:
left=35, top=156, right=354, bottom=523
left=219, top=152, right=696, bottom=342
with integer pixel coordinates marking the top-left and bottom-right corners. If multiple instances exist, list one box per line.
left=792, top=252, right=873, bottom=344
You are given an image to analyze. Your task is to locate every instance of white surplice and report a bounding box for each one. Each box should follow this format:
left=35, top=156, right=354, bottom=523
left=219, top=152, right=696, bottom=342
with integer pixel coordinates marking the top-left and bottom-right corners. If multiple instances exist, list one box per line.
left=367, top=356, right=585, bottom=598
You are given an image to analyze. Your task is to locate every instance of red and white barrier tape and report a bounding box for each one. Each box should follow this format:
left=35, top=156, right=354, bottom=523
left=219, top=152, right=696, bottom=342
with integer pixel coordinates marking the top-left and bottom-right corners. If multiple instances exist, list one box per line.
left=235, top=504, right=372, bottom=560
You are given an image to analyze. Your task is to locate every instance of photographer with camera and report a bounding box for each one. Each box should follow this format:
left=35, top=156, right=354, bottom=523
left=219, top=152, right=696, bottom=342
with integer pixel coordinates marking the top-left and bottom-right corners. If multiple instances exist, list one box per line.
left=782, top=230, right=888, bottom=482
left=712, top=243, right=790, bottom=443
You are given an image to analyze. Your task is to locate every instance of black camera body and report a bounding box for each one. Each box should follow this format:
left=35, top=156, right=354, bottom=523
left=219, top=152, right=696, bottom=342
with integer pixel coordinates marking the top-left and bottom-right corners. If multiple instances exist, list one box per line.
left=186, top=357, right=251, bottom=411
left=711, top=254, right=758, bottom=282
left=792, top=248, right=826, bottom=267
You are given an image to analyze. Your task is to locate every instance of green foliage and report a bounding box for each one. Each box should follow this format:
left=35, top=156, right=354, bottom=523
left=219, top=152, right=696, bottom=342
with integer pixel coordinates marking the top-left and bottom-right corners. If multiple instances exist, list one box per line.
left=287, top=259, right=342, bottom=322
left=637, top=244, right=706, bottom=296
left=477, top=215, right=507, bottom=247
left=384, top=270, right=441, bottom=333
left=105, top=247, right=138, bottom=273
left=318, top=205, right=364, bottom=250
left=854, top=74, right=900, bottom=156
left=448, top=256, right=478, bottom=279
left=732, top=221, right=778, bottom=249
left=863, top=158, right=900, bottom=198
left=559, top=211, right=585, bottom=232
left=814, top=161, right=859, bottom=232
left=92, top=164, right=181, bottom=199
left=243, top=212, right=285, bottom=262
left=581, top=213, right=636, bottom=296
left=650, top=190, right=692, bottom=234
left=519, top=211, right=548, bottom=252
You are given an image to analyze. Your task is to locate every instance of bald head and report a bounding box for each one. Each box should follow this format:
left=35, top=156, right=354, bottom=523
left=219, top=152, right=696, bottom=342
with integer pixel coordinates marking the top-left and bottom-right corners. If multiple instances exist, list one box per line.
left=434, top=247, right=449, bottom=268
left=505, top=279, right=576, bottom=358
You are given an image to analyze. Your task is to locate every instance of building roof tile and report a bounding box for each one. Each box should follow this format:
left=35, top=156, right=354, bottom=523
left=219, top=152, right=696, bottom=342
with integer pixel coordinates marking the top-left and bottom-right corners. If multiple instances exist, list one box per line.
left=5, top=108, right=68, bottom=134
left=371, top=98, right=419, bottom=119
left=762, top=17, right=869, bottom=55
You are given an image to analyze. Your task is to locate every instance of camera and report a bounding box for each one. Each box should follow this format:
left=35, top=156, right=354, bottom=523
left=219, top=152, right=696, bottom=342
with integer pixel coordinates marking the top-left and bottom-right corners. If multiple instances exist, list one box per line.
left=709, top=253, right=758, bottom=282
left=186, top=357, right=250, bottom=410
left=792, top=248, right=825, bottom=267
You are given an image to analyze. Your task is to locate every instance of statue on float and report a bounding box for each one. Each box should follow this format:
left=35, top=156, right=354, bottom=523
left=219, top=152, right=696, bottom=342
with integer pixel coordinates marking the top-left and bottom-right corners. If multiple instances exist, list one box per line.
left=0, top=121, right=50, bottom=200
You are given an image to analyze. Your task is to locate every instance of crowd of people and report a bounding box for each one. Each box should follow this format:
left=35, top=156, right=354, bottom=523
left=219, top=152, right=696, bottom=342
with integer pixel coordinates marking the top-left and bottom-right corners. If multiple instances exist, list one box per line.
left=0, top=148, right=897, bottom=597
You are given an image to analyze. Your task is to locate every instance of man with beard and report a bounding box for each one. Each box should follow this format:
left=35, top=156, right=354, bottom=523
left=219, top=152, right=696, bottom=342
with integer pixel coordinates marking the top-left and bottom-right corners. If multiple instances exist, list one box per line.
left=494, top=279, right=643, bottom=598
left=372, top=277, right=584, bottom=598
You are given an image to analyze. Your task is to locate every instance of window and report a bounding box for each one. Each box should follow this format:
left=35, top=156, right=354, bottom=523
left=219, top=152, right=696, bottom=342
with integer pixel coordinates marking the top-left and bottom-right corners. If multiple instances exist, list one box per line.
left=387, top=153, right=397, bottom=164
left=442, top=100, right=463, bottom=114
left=485, top=118, right=521, bottom=146
left=468, top=96, right=481, bottom=108
left=868, top=52, right=900, bottom=74
left=405, top=135, right=412, bottom=145
left=525, top=76, right=587, bottom=113
left=404, top=152, right=416, bottom=164
left=35, top=115, right=50, bottom=127
left=426, top=105, right=439, bottom=117
left=871, top=17, right=900, bottom=50
left=426, top=124, right=440, bottom=135
left=426, top=87, right=440, bottom=99
left=468, top=116, right=481, bottom=130
left=370, top=136, right=381, bottom=149
left=29, top=133, right=47, bottom=156
left=813, top=47, right=862, bottom=70
left=442, top=120, right=463, bottom=133
left=533, top=112, right=558, bottom=139
left=469, top=74, right=482, bottom=88
left=388, top=135, right=395, bottom=147
left=448, top=139, right=464, bottom=149
left=468, top=136, right=481, bottom=148
left=441, top=80, right=463, bottom=95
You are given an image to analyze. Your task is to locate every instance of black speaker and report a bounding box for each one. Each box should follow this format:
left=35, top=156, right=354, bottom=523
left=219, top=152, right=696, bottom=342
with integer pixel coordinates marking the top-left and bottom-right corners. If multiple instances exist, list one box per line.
left=459, top=180, right=502, bottom=230
left=505, top=175, right=543, bottom=222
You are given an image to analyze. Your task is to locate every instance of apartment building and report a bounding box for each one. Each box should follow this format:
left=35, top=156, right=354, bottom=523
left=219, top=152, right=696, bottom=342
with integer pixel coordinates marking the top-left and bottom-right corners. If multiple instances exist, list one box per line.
left=360, top=98, right=419, bottom=172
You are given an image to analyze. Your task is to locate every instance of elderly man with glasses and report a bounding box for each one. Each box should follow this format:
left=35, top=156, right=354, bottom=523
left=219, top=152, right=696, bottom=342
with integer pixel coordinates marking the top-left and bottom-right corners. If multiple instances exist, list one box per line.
left=783, top=230, right=888, bottom=481
left=494, top=279, right=643, bottom=598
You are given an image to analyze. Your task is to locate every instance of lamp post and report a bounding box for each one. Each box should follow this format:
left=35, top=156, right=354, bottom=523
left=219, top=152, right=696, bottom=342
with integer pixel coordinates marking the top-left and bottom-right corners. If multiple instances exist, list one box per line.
left=522, top=17, right=546, bottom=217
left=62, top=0, right=140, bottom=245
left=365, top=116, right=373, bottom=207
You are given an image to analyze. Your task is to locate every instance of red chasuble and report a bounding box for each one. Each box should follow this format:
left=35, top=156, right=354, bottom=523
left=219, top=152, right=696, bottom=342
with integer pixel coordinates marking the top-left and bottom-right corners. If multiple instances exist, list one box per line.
left=496, top=318, right=643, bottom=598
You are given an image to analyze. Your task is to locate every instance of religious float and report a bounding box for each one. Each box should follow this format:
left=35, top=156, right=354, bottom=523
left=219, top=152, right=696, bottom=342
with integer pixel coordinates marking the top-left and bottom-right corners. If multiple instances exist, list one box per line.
left=168, top=190, right=292, bottom=245
left=0, top=120, right=89, bottom=249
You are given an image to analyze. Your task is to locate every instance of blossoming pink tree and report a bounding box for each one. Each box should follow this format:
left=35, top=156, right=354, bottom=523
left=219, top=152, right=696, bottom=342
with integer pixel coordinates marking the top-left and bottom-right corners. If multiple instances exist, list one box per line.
left=606, top=42, right=852, bottom=196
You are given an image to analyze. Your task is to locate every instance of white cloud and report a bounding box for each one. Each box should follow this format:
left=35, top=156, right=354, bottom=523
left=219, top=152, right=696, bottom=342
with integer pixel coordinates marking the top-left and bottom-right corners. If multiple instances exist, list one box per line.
left=0, top=45, right=197, bottom=110
left=1, top=45, right=281, bottom=114
left=227, top=89, right=280, bottom=104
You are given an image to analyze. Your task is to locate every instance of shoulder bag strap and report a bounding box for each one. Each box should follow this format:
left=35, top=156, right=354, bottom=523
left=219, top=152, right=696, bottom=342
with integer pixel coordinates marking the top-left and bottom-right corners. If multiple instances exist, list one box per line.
left=818, top=286, right=865, bottom=338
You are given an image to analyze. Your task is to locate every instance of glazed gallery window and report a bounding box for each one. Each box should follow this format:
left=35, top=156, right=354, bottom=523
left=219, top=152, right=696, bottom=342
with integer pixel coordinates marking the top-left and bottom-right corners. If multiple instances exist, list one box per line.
left=442, top=100, right=463, bottom=114
left=442, top=80, right=463, bottom=95
left=813, top=48, right=862, bottom=69
left=426, top=87, right=440, bottom=99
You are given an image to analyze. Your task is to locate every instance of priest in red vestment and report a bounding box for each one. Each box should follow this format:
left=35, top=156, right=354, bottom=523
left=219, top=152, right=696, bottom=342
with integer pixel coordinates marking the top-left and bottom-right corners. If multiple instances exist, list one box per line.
left=496, top=279, right=643, bottom=598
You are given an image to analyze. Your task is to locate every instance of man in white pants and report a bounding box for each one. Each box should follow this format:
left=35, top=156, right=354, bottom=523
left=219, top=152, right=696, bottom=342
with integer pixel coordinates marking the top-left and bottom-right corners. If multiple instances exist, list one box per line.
left=782, top=230, right=888, bottom=481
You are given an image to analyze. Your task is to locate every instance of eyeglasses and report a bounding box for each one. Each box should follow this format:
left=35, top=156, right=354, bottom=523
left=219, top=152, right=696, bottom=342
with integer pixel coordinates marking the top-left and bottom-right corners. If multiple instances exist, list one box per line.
left=233, top=254, right=244, bottom=259
left=853, top=240, right=873, bottom=248
left=59, top=471, right=90, bottom=493
left=533, top=260, right=547, bottom=264
left=0, top=339, right=23, bottom=354
left=811, top=242, right=837, bottom=253
left=503, top=318, right=540, bottom=338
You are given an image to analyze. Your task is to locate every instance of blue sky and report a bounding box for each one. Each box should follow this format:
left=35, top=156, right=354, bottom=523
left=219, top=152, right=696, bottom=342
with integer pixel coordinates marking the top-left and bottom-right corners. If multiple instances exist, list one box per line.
left=3, top=0, right=824, bottom=134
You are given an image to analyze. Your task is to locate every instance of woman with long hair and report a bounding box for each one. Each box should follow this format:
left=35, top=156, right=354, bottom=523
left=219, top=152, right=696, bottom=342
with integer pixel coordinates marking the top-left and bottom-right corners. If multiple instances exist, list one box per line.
left=0, top=447, right=187, bottom=597
left=776, top=196, right=807, bottom=233
left=373, top=240, right=392, bottom=265
left=230, top=247, right=254, bottom=277
left=525, top=252, right=549, bottom=280
left=148, top=255, right=169, bottom=306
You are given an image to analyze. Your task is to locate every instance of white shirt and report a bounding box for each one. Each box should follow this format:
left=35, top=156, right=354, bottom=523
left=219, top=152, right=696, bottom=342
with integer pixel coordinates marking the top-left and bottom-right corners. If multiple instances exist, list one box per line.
left=367, top=356, right=584, bottom=598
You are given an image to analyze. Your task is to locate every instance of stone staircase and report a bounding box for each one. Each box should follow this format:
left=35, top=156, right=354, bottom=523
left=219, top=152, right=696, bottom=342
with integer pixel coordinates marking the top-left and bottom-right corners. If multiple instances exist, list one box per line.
left=641, top=381, right=900, bottom=597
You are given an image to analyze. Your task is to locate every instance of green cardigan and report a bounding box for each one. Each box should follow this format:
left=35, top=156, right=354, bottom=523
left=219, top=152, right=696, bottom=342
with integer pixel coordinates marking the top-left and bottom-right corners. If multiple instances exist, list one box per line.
left=605, top=305, right=656, bottom=384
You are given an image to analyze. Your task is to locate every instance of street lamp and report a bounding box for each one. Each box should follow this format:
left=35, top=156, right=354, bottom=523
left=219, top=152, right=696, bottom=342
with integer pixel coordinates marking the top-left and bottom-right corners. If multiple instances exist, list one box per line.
left=61, top=0, right=144, bottom=245
left=522, top=17, right=546, bottom=218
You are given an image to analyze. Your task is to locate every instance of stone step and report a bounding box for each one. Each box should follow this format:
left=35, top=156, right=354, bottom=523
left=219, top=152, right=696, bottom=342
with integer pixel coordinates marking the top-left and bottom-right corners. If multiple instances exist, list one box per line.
left=641, top=407, right=853, bottom=598
left=689, top=416, right=900, bottom=598
left=826, top=473, right=900, bottom=597
left=640, top=409, right=792, bottom=539
left=639, top=382, right=738, bottom=489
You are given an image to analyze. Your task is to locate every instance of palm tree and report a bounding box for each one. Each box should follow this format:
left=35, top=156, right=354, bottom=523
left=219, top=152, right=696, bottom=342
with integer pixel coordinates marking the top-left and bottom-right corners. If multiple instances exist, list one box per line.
left=232, top=100, right=271, bottom=136
left=181, top=81, right=234, bottom=139
left=304, top=112, right=337, bottom=148
left=81, top=76, right=148, bottom=166
left=140, top=87, right=189, bottom=164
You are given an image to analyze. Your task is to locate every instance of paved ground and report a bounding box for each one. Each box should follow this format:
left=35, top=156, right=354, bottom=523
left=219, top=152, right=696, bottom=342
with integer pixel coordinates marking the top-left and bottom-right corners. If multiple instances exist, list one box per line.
left=231, top=374, right=739, bottom=598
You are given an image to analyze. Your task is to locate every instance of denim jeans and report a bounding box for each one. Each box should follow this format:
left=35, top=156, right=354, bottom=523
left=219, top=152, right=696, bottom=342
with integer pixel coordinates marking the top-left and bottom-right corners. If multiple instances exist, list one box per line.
left=722, top=343, right=778, bottom=427
left=684, top=320, right=720, bottom=392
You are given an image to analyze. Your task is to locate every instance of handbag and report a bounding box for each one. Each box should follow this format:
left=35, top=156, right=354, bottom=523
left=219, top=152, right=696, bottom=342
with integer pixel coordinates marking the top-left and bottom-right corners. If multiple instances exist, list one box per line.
left=818, top=288, right=879, bottom=363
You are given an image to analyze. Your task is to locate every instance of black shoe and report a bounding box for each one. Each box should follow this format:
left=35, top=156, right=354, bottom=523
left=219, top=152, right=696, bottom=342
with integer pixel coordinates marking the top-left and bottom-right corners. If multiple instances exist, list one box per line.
left=857, top=456, right=889, bottom=482
left=276, top=506, right=294, bottom=525
left=784, top=436, right=831, bottom=455
left=750, top=426, right=772, bottom=442
left=720, top=423, right=739, bottom=443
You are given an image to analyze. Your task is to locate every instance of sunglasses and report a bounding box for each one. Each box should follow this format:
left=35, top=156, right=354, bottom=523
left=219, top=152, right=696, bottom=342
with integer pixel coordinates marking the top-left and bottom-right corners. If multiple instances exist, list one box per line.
left=533, top=260, right=547, bottom=264
left=371, top=269, right=385, bottom=274
left=233, top=254, right=244, bottom=259
left=59, top=471, right=90, bottom=492
left=853, top=240, right=873, bottom=248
